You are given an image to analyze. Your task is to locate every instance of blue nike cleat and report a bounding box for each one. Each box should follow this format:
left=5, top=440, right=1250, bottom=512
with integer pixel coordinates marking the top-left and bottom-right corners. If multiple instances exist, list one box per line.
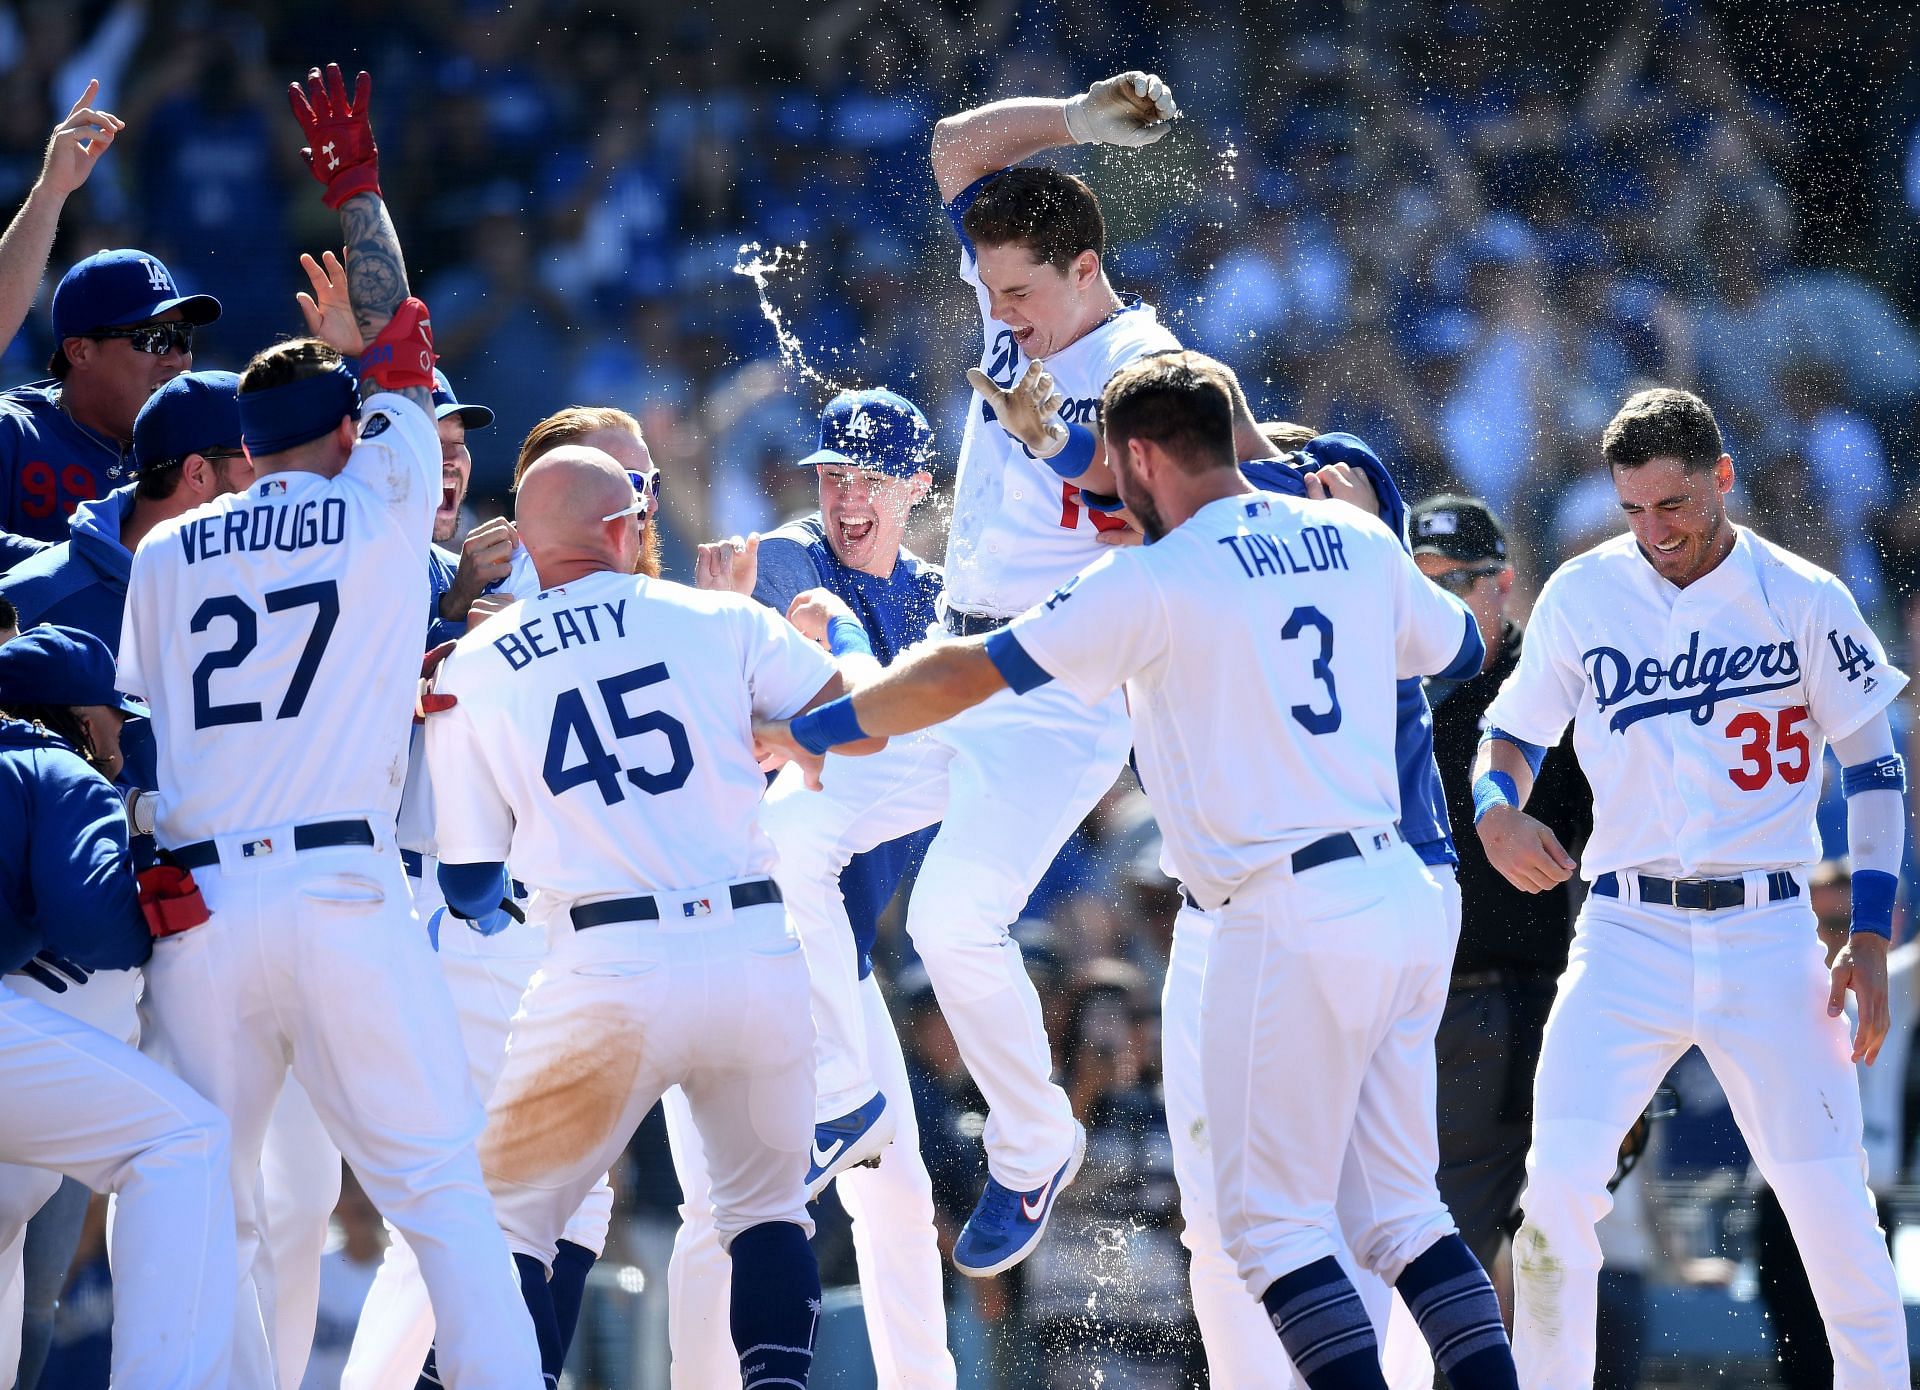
left=805, top=1091, right=897, bottom=1199
left=952, top=1121, right=1087, bottom=1278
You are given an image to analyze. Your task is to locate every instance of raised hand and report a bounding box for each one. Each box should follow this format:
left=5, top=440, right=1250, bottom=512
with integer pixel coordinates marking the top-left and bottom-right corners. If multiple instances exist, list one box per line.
left=288, top=63, right=381, bottom=209
left=966, top=360, right=1069, bottom=459
left=1064, top=71, right=1179, bottom=148
left=695, top=534, right=761, bottom=595
left=41, top=80, right=123, bottom=199
left=295, top=250, right=361, bottom=355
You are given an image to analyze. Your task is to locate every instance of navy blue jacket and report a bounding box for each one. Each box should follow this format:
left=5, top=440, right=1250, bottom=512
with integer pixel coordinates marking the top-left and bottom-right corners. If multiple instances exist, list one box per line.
left=0, top=484, right=157, bottom=794
left=0, top=382, right=135, bottom=572
left=755, top=515, right=943, bottom=975
left=0, top=718, right=149, bottom=974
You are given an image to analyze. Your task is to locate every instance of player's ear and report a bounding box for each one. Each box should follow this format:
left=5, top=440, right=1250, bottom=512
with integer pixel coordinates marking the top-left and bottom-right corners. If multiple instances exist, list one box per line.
left=1714, top=453, right=1734, bottom=496
left=336, top=415, right=358, bottom=453
left=1071, top=249, right=1100, bottom=291
left=180, top=451, right=214, bottom=498
left=906, top=471, right=932, bottom=506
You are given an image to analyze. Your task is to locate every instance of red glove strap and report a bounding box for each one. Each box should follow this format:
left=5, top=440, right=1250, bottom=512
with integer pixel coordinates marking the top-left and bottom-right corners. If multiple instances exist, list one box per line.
left=360, top=298, right=438, bottom=394
left=319, top=162, right=381, bottom=212
left=137, top=865, right=211, bottom=939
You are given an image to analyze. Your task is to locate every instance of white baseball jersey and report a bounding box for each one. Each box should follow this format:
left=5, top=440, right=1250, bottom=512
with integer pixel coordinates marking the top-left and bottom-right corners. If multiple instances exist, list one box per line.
left=426, top=568, right=837, bottom=895
left=1005, top=490, right=1477, bottom=906
left=119, top=393, right=437, bottom=844
left=1484, top=526, right=1906, bottom=879
left=943, top=186, right=1180, bottom=617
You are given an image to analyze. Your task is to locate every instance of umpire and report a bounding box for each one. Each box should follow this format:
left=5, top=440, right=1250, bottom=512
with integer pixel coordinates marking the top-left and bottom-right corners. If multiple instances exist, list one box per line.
left=1412, top=494, right=1592, bottom=1283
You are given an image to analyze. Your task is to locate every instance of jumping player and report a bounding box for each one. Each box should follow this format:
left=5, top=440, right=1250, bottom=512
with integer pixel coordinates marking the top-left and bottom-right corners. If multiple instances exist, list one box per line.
left=117, top=64, right=543, bottom=1389
left=1474, top=387, right=1910, bottom=1387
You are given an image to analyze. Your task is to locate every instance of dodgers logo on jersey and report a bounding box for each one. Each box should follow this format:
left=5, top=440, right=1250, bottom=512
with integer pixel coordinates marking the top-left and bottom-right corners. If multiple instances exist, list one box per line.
left=361, top=413, right=390, bottom=439
left=1584, top=630, right=1801, bottom=733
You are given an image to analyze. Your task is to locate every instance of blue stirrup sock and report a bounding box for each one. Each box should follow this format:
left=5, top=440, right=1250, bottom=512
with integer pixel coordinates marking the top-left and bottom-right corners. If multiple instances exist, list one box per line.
left=1261, top=1256, right=1390, bottom=1389
left=550, top=1238, right=599, bottom=1363
left=1395, top=1234, right=1518, bottom=1389
left=730, top=1221, right=822, bottom=1390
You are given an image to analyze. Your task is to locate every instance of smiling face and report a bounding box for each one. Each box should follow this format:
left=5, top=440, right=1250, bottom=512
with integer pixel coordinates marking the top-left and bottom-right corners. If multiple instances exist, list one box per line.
left=435, top=416, right=471, bottom=542
left=65, top=309, right=192, bottom=443
left=972, top=242, right=1105, bottom=361
left=1613, top=453, right=1736, bottom=587
left=817, top=465, right=927, bottom=577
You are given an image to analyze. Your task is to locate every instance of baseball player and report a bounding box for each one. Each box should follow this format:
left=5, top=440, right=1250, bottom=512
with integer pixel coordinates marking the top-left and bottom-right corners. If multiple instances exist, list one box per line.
left=673, top=386, right=952, bottom=1389
left=742, top=69, right=1184, bottom=1278
left=426, top=445, right=869, bottom=1388
left=0, top=624, right=235, bottom=1389
left=117, top=63, right=544, bottom=1389
left=0, top=245, right=221, bottom=572
left=1473, top=386, right=1911, bottom=1387
left=761, top=351, right=1523, bottom=1390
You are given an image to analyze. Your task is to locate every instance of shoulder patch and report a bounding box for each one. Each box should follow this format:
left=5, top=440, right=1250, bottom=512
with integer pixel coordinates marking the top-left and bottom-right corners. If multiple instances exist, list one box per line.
left=361, top=413, right=390, bottom=440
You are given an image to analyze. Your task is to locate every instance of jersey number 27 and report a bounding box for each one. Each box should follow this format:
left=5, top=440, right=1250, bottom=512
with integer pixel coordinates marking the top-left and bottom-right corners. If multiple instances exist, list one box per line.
left=544, top=663, right=695, bottom=804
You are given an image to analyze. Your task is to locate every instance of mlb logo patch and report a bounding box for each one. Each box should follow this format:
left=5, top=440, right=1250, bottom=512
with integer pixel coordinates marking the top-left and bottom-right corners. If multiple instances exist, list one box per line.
left=258, top=479, right=287, bottom=497
left=1372, top=832, right=1392, bottom=851
left=1243, top=499, right=1270, bottom=518
left=683, top=898, right=712, bottom=918
left=242, top=838, right=275, bottom=858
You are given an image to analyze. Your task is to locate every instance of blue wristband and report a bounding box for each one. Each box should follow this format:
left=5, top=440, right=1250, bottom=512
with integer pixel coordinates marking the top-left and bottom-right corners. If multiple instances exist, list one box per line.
left=789, top=696, right=868, bottom=755
left=1842, top=754, right=1907, bottom=797
left=1472, top=769, right=1519, bottom=824
left=1036, top=421, right=1098, bottom=480
left=1852, top=869, right=1898, bottom=940
left=826, top=614, right=873, bottom=660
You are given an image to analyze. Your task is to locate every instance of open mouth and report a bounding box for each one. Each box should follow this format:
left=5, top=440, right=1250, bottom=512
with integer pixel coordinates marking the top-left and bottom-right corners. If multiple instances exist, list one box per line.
left=1013, top=326, right=1036, bottom=348
left=838, top=517, right=874, bottom=546
left=438, top=478, right=459, bottom=516
left=1654, top=537, right=1684, bottom=554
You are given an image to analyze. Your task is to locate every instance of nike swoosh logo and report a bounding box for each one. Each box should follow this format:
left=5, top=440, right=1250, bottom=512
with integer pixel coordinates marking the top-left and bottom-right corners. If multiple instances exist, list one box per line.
left=1021, top=1176, right=1056, bottom=1222
left=811, top=1137, right=847, bottom=1169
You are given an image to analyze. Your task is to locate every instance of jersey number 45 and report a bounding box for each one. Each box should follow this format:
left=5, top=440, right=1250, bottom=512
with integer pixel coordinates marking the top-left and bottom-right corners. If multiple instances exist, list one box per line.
left=544, top=663, right=695, bottom=804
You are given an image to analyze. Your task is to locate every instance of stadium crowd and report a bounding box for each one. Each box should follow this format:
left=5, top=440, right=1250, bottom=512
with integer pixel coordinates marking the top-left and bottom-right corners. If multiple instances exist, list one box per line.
left=0, top=2, right=1918, bottom=1388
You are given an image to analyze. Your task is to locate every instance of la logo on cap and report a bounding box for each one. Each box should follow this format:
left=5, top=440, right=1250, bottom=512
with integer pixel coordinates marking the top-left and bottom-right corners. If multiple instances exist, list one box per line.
left=141, top=258, right=172, bottom=293
left=844, top=408, right=878, bottom=441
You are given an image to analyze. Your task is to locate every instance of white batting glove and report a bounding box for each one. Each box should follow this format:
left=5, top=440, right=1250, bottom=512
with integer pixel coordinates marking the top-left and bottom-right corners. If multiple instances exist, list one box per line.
left=965, top=360, right=1069, bottom=459
left=1064, top=71, right=1179, bottom=148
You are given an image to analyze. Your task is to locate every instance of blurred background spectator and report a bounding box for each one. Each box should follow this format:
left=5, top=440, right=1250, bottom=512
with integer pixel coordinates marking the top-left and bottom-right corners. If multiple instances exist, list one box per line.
left=10, top=1, right=1919, bottom=1386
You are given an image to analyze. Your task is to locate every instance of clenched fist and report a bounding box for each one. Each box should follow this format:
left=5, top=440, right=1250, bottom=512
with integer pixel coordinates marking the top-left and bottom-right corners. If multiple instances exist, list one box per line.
left=1064, top=71, right=1179, bottom=148
left=966, top=360, right=1069, bottom=459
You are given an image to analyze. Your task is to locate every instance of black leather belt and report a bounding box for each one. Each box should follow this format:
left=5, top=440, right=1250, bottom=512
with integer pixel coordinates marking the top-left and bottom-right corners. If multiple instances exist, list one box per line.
left=169, top=818, right=374, bottom=872
left=1592, top=870, right=1800, bottom=911
left=571, top=879, right=783, bottom=930
left=943, top=609, right=1011, bottom=637
left=1178, top=830, right=1382, bottom=911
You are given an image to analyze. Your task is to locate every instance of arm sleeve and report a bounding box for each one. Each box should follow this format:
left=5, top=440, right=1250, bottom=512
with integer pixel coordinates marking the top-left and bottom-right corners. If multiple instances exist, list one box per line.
left=1833, top=715, right=1905, bottom=879
left=1001, top=551, right=1166, bottom=706
left=423, top=682, right=516, bottom=865
left=1386, top=539, right=1481, bottom=679
left=0, top=532, right=45, bottom=574
left=750, top=536, right=822, bottom=616
left=32, top=752, right=149, bottom=971
left=1483, top=574, right=1587, bottom=749
left=342, top=392, right=440, bottom=548
left=437, top=860, right=509, bottom=919
left=739, top=599, right=841, bottom=721
left=1801, top=574, right=1908, bottom=741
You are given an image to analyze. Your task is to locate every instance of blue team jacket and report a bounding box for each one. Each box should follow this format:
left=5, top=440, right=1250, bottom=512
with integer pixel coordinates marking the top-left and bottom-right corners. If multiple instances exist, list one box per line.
left=0, top=719, right=149, bottom=974
left=0, top=484, right=157, bottom=793
left=0, top=382, right=134, bottom=572
left=1241, top=434, right=1457, bottom=867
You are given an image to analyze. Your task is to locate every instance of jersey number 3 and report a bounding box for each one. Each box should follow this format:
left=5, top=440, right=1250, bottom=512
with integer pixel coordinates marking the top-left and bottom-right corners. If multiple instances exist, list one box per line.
left=1724, top=706, right=1809, bottom=791
left=544, top=663, right=695, bottom=804
left=1282, top=605, right=1342, bottom=735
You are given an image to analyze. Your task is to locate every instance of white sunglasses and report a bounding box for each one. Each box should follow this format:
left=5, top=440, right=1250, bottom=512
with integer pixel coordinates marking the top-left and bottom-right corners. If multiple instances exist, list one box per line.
left=602, top=469, right=661, bottom=522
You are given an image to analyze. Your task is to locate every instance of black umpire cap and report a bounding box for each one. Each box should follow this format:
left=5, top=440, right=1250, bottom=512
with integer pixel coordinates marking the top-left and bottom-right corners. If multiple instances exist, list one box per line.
left=1410, top=494, right=1508, bottom=565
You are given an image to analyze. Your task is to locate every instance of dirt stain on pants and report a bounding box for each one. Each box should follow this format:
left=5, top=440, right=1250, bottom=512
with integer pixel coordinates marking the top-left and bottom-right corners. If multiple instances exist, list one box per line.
left=480, top=1008, right=646, bottom=1186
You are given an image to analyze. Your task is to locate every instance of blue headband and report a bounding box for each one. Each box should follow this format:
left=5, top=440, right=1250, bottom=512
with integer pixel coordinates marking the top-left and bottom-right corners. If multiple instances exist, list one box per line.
left=238, top=362, right=359, bottom=457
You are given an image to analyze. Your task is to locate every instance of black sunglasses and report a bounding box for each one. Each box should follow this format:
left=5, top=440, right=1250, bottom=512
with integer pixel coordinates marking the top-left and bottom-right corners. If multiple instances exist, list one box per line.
left=90, top=322, right=195, bottom=356
left=1430, top=564, right=1506, bottom=595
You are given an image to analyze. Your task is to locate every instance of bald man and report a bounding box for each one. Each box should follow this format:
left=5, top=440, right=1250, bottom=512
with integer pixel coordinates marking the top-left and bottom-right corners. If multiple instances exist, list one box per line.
left=425, top=446, right=876, bottom=1389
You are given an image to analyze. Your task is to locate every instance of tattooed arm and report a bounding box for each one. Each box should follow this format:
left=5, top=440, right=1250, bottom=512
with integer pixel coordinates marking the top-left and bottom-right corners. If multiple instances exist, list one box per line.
left=339, top=191, right=430, bottom=414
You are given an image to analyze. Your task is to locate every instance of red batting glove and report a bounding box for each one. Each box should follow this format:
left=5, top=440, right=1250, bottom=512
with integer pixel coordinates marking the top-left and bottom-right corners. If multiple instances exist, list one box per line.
left=362, top=298, right=438, bottom=395
left=416, top=639, right=457, bottom=722
left=288, top=63, right=381, bottom=209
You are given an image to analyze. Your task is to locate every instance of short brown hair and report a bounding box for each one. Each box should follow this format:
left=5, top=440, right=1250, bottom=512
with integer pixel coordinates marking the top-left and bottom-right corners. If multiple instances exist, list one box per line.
left=1602, top=388, right=1725, bottom=473
left=516, top=404, right=660, bottom=578
left=961, top=167, right=1105, bottom=271
left=1101, top=350, right=1236, bottom=473
left=239, top=337, right=342, bottom=394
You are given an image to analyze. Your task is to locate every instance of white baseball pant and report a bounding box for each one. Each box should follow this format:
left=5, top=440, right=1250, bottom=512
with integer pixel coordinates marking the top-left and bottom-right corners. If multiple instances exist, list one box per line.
left=341, top=860, right=614, bottom=1390
left=665, top=973, right=954, bottom=1389
left=1164, top=867, right=1456, bottom=1388
left=0, top=979, right=235, bottom=1388
left=140, top=840, right=543, bottom=1390
left=259, top=1074, right=342, bottom=1390
left=1201, top=832, right=1460, bottom=1304
left=764, top=676, right=1131, bottom=1189
left=481, top=889, right=814, bottom=1269
left=0, top=961, right=142, bottom=1383
left=1515, top=881, right=1908, bottom=1388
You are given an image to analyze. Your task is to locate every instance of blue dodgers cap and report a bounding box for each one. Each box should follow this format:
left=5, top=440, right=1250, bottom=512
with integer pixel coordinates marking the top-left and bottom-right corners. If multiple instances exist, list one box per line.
left=431, top=369, right=494, bottom=430
left=132, top=371, right=243, bottom=471
left=0, top=625, right=143, bottom=715
left=51, top=249, right=221, bottom=342
left=800, top=389, right=934, bottom=478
